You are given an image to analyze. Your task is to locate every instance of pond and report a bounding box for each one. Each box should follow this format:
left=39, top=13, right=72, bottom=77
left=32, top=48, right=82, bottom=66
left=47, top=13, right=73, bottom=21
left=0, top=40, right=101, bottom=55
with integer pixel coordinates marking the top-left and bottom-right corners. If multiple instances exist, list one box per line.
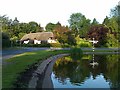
left=51, top=54, right=120, bottom=89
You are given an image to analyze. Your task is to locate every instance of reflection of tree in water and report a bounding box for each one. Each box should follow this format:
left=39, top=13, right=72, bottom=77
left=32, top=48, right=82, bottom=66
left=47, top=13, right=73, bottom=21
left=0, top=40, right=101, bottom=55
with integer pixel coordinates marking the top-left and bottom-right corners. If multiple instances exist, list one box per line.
left=53, top=54, right=119, bottom=88
left=104, top=54, right=119, bottom=89
left=89, top=55, right=107, bottom=79
left=53, top=56, right=90, bottom=85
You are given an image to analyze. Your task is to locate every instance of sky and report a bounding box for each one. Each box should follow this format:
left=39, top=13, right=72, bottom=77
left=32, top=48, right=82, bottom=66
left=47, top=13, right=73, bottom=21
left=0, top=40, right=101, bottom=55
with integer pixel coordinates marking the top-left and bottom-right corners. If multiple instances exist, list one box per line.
left=0, top=0, right=119, bottom=27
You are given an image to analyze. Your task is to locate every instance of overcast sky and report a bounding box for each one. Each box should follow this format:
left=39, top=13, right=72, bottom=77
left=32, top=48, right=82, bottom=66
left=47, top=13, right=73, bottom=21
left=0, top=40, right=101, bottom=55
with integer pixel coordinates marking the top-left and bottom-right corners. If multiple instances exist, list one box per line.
left=0, top=0, right=119, bottom=27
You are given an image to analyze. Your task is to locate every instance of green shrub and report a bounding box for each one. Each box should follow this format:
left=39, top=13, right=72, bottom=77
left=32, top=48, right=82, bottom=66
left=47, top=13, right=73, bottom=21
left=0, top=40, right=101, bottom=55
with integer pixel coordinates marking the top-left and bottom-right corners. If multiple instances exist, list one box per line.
left=75, top=36, right=92, bottom=47
left=2, top=32, right=11, bottom=48
left=2, top=39, right=11, bottom=48
left=70, top=48, right=83, bottom=60
left=50, top=43, right=61, bottom=47
left=78, top=42, right=92, bottom=47
left=21, top=43, right=51, bottom=47
left=61, top=43, right=70, bottom=48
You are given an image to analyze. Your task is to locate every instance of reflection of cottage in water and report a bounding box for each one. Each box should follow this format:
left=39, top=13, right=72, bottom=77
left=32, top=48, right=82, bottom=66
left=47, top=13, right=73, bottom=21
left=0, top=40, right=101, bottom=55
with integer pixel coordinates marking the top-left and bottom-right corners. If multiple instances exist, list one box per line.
left=20, top=32, right=57, bottom=44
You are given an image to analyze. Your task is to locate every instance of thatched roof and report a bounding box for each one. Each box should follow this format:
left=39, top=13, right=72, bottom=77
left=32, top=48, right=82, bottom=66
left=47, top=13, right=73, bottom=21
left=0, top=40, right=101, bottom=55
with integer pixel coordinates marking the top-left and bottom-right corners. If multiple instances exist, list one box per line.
left=20, top=32, right=54, bottom=41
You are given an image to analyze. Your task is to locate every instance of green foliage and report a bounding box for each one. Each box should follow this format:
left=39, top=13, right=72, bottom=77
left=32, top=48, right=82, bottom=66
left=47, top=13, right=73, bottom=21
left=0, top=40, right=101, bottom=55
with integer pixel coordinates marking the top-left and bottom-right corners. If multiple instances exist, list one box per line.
left=70, top=48, right=83, bottom=60
left=45, top=22, right=56, bottom=32
left=2, top=32, right=11, bottom=47
left=28, top=21, right=40, bottom=33
left=102, top=5, right=119, bottom=47
left=21, top=43, right=51, bottom=47
left=75, top=36, right=92, bottom=47
left=53, top=24, right=76, bottom=46
left=61, top=43, right=70, bottom=48
left=18, top=33, right=26, bottom=39
left=106, top=33, right=119, bottom=47
left=91, top=18, right=99, bottom=25
left=50, top=42, right=61, bottom=47
left=66, top=31, right=76, bottom=46
left=68, top=13, right=91, bottom=37
left=53, top=24, right=68, bottom=44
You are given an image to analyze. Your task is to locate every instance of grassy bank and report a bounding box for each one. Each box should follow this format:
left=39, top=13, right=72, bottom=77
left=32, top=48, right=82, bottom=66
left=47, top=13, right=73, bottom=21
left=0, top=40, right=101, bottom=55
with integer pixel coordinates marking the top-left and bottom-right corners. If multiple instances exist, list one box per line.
left=3, top=50, right=69, bottom=88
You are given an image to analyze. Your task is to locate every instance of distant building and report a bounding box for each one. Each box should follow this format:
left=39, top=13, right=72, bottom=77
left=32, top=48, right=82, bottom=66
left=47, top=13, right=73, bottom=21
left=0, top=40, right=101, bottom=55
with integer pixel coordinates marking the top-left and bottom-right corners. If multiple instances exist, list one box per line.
left=20, top=32, right=57, bottom=44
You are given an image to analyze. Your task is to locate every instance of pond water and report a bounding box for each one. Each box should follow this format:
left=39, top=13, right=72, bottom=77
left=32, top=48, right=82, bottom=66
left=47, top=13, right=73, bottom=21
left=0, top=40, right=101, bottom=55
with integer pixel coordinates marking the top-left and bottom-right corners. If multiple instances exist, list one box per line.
left=51, top=54, right=120, bottom=89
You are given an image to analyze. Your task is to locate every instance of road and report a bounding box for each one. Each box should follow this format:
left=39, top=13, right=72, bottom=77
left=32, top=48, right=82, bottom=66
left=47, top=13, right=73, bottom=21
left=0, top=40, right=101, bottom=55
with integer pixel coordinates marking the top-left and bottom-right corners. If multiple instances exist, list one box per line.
left=2, top=47, right=50, bottom=60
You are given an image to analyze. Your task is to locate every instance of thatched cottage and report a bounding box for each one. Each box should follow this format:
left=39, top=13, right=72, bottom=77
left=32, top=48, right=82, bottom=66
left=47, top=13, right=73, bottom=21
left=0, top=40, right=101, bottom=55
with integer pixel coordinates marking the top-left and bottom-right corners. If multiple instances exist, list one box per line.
left=20, top=32, right=57, bottom=44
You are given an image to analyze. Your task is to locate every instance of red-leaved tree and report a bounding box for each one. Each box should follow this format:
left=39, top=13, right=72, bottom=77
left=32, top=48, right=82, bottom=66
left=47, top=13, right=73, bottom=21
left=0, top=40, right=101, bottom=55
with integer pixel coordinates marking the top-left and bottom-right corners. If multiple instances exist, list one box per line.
left=87, top=25, right=109, bottom=47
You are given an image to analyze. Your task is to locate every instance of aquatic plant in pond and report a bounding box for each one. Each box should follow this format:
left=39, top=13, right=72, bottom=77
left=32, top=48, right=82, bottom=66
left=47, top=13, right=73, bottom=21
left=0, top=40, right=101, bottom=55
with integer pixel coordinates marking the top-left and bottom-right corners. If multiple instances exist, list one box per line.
left=70, top=48, right=83, bottom=60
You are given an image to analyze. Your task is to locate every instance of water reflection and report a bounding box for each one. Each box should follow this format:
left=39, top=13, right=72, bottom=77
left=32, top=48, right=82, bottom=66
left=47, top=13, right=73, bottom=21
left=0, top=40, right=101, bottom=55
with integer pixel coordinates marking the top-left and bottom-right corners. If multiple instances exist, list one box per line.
left=52, top=54, right=120, bottom=89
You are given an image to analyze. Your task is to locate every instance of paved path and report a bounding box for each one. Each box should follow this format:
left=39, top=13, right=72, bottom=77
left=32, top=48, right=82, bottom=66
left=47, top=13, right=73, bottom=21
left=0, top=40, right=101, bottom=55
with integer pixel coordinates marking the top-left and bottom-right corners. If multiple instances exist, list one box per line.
left=1, top=47, right=50, bottom=65
left=2, top=47, right=50, bottom=60
left=28, top=54, right=69, bottom=88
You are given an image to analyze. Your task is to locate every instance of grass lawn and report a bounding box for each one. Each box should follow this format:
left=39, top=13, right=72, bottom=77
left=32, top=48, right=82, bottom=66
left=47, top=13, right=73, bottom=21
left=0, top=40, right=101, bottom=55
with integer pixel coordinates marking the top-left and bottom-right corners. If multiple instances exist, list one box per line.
left=2, top=50, right=69, bottom=88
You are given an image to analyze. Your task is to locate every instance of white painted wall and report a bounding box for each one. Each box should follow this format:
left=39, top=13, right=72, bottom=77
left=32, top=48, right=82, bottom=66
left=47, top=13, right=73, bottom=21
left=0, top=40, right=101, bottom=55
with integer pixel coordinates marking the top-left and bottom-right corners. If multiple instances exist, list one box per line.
left=34, top=40, right=41, bottom=44
left=23, top=40, right=29, bottom=44
left=48, top=38, right=57, bottom=43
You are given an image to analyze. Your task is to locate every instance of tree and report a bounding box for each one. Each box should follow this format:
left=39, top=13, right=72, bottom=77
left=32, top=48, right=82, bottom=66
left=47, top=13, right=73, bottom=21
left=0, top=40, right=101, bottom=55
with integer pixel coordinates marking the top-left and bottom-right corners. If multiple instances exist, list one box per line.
left=19, top=23, right=29, bottom=33
left=37, top=24, right=44, bottom=32
left=2, top=32, right=10, bottom=47
left=0, top=15, right=14, bottom=40
left=18, top=32, right=26, bottom=39
left=103, top=17, right=119, bottom=47
left=102, top=5, right=120, bottom=47
left=0, top=15, right=12, bottom=33
left=53, top=24, right=76, bottom=46
left=87, top=25, right=109, bottom=47
left=106, top=33, right=119, bottom=47
left=28, top=21, right=40, bottom=33
left=91, top=18, right=99, bottom=25
left=45, top=23, right=56, bottom=32
left=12, top=17, right=19, bottom=25
left=53, top=25, right=68, bottom=44
left=66, top=30, right=76, bottom=46
left=102, top=16, right=110, bottom=25
left=110, top=5, right=120, bottom=17
left=10, top=17, right=20, bottom=37
left=68, top=13, right=91, bottom=37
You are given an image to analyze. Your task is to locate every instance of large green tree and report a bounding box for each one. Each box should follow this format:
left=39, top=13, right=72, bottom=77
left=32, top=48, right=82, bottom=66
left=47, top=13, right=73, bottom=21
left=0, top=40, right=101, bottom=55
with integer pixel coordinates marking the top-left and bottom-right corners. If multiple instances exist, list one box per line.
left=68, top=13, right=91, bottom=37
left=45, top=22, right=56, bottom=32
left=28, top=21, right=40, bottom=33
left=102, top=5, right=120, bottom=47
